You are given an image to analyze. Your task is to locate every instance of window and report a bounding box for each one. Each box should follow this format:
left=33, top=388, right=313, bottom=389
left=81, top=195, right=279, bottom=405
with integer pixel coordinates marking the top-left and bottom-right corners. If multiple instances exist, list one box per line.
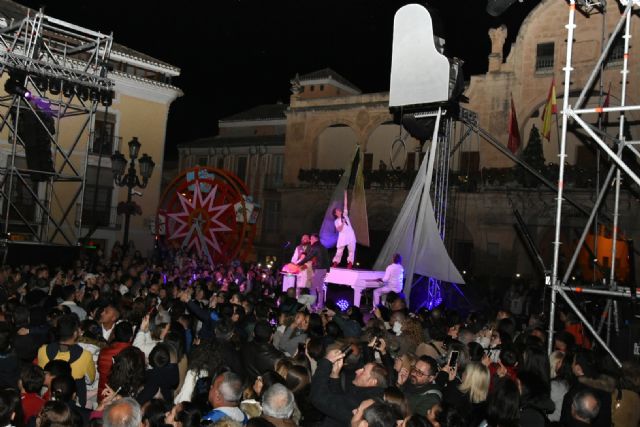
left=607, top=34, right=624, bottom=65
left=217, top=157, right=224, bottom=169
left=82, top=165, right=114, bottom=227
left=535, top=42, right=554, bottom=72
left=310, top=85, right=315, bottom=92
left=266, top=155, right=283, bottom=189
left=236, top=156, right=248, bottom=181
left=320, top=84, right=324, bottom=91
left=263, top=199, right=281, bottom=232
left=198, top=157, right=208, bottom=167
left=93, top=113, right=117, bottom=155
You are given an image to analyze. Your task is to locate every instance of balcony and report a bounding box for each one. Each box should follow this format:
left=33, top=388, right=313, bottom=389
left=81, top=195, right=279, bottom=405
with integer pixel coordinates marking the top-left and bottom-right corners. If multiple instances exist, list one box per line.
left=297, top=169, right=417, bottom=189
left=76, top=203, right=122, bottom=229
left=296, top=164, right=611, bottom=192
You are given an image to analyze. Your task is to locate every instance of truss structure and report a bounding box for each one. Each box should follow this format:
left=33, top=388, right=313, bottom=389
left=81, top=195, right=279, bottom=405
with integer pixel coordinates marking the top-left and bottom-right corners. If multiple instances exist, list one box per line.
left=0, top=9, right=114, bottom=247
left=548, top=0, right=640, bottom=367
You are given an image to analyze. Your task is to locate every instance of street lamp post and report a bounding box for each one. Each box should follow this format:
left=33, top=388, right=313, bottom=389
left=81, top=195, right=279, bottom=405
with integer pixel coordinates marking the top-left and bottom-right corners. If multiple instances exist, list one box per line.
left=111, top=137, right=155, bottom=248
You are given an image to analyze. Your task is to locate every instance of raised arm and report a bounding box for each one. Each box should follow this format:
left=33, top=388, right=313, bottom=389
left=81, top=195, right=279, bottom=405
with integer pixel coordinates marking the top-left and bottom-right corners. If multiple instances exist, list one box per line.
left=343, top=190, right=348, bottom=216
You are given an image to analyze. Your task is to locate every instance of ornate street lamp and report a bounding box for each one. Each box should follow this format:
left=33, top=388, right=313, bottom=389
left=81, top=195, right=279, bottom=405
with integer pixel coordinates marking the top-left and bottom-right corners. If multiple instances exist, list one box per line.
left=111, top=137, right=155, bottom=248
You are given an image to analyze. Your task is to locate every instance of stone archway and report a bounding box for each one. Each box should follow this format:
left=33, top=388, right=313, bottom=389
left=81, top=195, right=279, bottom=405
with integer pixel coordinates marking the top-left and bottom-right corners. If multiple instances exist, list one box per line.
left=314, top=123, right=359, bottom=169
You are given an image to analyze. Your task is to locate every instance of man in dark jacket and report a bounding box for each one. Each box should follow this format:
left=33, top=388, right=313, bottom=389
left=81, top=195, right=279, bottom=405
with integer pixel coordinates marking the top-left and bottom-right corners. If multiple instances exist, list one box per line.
left=241, top=320, right=283, bottom=381
left=398, top=355, right=442, bottom=415
left=310, top=347, right=386, bottom=427
left=297, top=233, right=330, bottom=309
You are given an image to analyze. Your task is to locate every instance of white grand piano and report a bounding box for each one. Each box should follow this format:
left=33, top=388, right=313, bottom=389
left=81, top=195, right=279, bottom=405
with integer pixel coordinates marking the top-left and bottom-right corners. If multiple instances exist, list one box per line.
left=324, top=268, right=385, bottom=308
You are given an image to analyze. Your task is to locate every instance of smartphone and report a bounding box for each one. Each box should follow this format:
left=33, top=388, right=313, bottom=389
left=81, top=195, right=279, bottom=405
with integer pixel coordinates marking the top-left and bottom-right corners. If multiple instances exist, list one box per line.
left=342, top=344, right=353, bottom=358
left=448, top=350, right=459, bottom=368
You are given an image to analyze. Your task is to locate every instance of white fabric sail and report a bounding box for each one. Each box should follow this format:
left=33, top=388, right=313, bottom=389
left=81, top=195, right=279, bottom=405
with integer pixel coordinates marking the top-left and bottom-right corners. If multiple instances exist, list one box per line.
left=374, top=111, right=464, bottom=302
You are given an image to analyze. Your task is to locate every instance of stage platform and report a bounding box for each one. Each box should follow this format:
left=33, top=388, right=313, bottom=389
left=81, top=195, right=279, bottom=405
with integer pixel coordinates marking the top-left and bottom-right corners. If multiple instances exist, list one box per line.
left=324, top=267, right=384, bottom=307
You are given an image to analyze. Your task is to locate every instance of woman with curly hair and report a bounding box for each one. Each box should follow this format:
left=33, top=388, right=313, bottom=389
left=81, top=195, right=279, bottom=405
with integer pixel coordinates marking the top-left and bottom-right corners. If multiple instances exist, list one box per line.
left=397, top=318, right=425, bottom=355
left=108, top=346, right=146, bottom=399
left=173, top=339, right=223, bottom=404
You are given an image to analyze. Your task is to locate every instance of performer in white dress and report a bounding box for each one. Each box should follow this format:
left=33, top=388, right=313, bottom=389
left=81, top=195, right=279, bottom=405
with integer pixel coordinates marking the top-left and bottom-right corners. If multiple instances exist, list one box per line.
left=332, top=191, right=357, bottom=269
left=373, top=253, right=404, bottom=307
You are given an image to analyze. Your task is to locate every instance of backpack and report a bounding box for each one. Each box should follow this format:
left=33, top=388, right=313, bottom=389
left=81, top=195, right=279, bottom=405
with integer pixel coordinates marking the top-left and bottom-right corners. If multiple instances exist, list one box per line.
left=45, top=343, right=87, bottom=407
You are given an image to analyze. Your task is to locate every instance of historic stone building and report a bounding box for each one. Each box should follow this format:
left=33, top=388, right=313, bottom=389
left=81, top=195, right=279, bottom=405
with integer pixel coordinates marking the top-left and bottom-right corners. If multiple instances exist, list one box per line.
left=179, top=1, right=640, bottom=280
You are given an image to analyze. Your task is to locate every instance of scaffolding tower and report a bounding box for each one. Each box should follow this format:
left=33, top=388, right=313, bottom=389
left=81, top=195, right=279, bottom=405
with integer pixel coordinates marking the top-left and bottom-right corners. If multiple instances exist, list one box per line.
left=548, top=0, right=640, bottom=367
left=0, top=8, right=114, bottom=250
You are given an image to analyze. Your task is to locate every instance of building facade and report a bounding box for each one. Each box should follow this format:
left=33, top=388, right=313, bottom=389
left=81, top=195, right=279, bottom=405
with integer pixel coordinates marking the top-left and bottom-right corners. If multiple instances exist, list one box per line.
left=177, top=104, right=287, bottom=261
left=0, top=0, right=182, bottom=256
left=177, top=2, right=640, bottom=280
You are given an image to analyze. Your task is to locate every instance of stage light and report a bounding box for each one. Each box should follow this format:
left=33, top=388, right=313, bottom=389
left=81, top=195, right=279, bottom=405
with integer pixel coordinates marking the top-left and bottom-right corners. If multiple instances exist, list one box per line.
left=4, top=72, right=30, bottom=98
left=100, top=89, right=114, bottom=107
left=76, top=85, right=89, bottom=101
left=516, top=273, right=521, bottom=278
left=49, top=78, right=61, bottom=95
left=336, top=298, right=350, bottom=311
left=62, top=82, right=73, bottom=98
left=90, top=88, right=100, bottom=102
left=34, top=76, right=48, bottom=92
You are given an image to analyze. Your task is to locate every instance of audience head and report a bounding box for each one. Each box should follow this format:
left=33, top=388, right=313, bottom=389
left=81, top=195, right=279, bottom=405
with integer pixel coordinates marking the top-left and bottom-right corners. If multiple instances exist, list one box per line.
left=20, top=364, right=45, bottom=393
left=113, top=321, right=134, bottom=343
left=104, top=398, right=142, bottom=427
left=261, top=384, right=295, bottom=420
left=209, top=372, right=243, bottom=408
left=459, top=362, right=490, bottom=404
left=353, top=363, right=388, bottom=388
left=410, top=356, right=437, bottom=386
left=571, top=390, right=600, bottom=424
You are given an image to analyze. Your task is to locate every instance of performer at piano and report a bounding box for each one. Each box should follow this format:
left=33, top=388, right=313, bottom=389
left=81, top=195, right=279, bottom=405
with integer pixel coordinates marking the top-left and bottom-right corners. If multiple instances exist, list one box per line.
left=296, top=233, right=330, bottom=309
left=373, top=253, right=404, bottom=308
left=332, top=191, right=357, bottom=269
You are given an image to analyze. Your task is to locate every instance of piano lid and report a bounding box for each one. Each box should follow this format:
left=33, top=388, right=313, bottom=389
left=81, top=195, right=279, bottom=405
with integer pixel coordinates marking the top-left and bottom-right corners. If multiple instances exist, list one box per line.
left=389, top=4, right=451, bottom=108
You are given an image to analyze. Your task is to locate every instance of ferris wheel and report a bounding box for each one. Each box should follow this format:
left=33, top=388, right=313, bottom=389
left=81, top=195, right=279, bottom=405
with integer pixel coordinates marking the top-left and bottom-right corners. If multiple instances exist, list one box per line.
left=156, top=166, right=258, bottom=265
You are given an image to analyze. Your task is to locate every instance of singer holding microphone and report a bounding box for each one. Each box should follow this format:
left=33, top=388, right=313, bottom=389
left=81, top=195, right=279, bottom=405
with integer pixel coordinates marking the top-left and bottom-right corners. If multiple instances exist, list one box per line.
left=332, top=191, right=356, bottom=269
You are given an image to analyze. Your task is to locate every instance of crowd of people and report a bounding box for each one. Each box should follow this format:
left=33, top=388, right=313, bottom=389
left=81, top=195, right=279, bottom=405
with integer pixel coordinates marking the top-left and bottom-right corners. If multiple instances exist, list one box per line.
left=0, top=243, right=638, bottom=427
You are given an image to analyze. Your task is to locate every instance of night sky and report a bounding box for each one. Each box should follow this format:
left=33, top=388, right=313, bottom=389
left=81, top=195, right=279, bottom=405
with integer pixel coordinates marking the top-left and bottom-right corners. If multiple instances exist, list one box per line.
left=19, top=0, right=541, bottom=159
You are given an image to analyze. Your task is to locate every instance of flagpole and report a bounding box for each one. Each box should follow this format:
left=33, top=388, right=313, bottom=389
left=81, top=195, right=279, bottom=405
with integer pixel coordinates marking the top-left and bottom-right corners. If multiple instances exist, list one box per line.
left=555, top=112, right=561, bottom=153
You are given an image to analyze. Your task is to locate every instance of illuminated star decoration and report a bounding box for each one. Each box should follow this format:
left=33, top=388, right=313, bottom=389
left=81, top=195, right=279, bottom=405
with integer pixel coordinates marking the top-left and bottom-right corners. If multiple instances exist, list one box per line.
left=167, top=183, right=232, bottom=265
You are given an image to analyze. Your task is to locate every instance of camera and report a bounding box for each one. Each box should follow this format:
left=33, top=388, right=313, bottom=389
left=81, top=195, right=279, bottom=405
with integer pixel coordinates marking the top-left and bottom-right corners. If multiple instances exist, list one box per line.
left=342, top=344, right=353, bottom=358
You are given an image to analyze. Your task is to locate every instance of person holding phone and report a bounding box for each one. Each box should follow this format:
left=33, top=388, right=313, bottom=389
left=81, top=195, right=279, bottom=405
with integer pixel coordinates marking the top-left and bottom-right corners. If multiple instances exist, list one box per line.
left=309, top=347, right=386, bottom=427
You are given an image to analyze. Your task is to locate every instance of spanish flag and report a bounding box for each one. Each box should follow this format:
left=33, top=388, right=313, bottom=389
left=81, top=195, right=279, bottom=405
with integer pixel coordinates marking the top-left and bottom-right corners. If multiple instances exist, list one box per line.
left=541, top=78, right=557, bottom=141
